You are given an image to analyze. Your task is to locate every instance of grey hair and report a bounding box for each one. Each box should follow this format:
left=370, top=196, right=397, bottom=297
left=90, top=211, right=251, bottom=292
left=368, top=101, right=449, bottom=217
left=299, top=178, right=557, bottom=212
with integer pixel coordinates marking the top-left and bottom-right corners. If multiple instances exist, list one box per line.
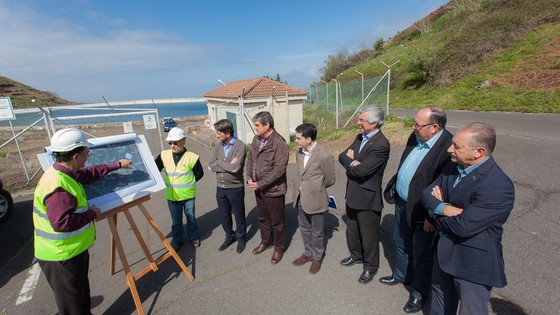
left=462, top=122, right=496, bottom=155
left=361, top=107, right=385, bottom=128
left=426, top=106, right=447, bottom=129
left=252, top=111, right=274, bottom=128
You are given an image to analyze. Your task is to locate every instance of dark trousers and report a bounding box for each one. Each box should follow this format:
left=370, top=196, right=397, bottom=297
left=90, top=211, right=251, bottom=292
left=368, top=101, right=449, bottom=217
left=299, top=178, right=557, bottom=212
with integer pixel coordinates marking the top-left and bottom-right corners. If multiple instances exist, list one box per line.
left=345, top=205, right=381, bottom=272
left=255, top=192, right=286, bottom=252
left=38, top=250, right=92, bottom=315
left=297, top=202, right=325, bottom=261
left=216, top=186, right=246, bottom=241
left=392, top=197, right=434, bottom=300
left=430, top=250, right=492, bottom=315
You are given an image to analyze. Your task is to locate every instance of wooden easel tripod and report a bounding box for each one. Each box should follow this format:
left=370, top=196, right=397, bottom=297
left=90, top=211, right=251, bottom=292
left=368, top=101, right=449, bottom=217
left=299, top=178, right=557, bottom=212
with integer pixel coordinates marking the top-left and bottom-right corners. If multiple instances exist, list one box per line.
left=96, top=194, right=194, bottom=315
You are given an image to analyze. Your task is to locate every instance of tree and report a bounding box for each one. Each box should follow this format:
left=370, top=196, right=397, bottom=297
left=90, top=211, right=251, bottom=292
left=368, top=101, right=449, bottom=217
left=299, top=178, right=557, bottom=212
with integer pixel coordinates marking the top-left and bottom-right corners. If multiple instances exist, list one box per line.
left=320, top=50, right=349, bottom=81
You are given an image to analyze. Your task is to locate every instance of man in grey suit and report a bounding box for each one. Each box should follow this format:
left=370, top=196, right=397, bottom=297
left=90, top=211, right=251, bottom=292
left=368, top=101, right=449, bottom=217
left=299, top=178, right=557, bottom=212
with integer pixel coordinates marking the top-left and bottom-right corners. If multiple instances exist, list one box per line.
left=381, top=106, right=453, bottom=313
left=339, top=107, right=390, bottom=284
left=292, top=123, right=335, bottom=274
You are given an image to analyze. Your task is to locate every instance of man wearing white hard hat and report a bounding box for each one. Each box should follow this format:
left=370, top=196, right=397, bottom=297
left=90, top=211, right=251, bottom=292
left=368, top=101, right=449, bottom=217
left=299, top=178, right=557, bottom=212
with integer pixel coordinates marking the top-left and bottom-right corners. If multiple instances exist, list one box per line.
left=33, top=128, right=133, bottom=315
left=155, top=127, right=204, bottom=250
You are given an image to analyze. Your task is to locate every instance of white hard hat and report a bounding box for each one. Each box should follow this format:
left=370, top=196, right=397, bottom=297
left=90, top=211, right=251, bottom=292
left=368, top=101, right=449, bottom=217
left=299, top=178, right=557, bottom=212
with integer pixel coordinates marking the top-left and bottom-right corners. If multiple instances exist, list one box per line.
left=165, top=127, right=186, bottom=141
left=50, top=128, right=90, bottom=153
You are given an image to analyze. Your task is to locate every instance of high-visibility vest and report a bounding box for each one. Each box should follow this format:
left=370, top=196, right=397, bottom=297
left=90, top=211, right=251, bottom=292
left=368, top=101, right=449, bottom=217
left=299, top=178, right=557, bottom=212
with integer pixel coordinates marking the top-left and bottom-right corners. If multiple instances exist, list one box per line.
left=33, top=167, right=95, bottom=261
left=161, top=149, right=199, bottom=201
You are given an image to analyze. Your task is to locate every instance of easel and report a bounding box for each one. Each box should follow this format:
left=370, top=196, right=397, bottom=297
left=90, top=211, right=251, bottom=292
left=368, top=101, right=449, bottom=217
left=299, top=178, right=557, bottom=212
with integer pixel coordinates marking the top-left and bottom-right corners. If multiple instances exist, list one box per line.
left=96, top=194, right=194, bottom=315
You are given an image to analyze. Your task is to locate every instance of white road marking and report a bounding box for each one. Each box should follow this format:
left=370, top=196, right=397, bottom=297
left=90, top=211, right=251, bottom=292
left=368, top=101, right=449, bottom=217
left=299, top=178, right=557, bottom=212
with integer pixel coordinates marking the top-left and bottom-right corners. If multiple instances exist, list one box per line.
left=15, top=263, right=41, bottom=305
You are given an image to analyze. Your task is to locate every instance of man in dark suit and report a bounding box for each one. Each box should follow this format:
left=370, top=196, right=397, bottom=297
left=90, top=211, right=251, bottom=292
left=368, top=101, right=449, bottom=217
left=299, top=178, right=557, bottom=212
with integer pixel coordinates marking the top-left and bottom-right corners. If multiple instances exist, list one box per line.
left=380, top=106, right=453, bottom=313
left=339, top=107, right=390, bottom=284
left=292, top=123, right=336, bottom=274
left=422, top=122, right=515, bottom=315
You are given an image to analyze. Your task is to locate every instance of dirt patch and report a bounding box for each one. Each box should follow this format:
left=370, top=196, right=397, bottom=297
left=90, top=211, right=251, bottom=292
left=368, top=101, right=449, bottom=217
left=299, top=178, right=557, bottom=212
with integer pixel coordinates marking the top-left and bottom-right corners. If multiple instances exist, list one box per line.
left=492, top=34, right=560, bottom=90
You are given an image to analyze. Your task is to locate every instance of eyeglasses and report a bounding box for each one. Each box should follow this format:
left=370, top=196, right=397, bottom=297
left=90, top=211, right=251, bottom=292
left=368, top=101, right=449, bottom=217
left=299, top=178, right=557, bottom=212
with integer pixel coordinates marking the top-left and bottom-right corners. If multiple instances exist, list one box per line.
left=168, top=141, right=180, bottom=145
left=413, top=121, right=433, bottom=129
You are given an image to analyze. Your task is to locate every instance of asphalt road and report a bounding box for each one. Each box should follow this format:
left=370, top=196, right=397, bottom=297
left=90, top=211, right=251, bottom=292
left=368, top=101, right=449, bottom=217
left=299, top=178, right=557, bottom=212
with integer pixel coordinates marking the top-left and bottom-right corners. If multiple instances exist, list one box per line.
left=1, top=109, right=558, bottom=314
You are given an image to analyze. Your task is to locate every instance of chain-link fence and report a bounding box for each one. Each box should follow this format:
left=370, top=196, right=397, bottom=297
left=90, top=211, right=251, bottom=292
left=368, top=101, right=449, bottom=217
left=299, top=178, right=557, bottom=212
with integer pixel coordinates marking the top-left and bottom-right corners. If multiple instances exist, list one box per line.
left=309, top=73, right=389, bottom=113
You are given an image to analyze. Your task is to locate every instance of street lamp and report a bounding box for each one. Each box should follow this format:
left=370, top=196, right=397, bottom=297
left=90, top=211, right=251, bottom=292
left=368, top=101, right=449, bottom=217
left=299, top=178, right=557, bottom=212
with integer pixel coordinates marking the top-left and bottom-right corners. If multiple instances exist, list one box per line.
left=320, top=80, right=329, bottom=111
left=354, top=70, right=364, bottom=103
left=311, top=83, right=319, bottom=105
left=332, top=78, right=339, bottom=129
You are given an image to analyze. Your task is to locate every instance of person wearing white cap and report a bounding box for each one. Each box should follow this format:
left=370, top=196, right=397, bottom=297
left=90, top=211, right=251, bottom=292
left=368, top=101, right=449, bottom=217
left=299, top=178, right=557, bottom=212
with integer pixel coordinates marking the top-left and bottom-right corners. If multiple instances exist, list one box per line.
left=33, top=128, right=133, bottom=315
left=155, top=127, right=204, bottom=250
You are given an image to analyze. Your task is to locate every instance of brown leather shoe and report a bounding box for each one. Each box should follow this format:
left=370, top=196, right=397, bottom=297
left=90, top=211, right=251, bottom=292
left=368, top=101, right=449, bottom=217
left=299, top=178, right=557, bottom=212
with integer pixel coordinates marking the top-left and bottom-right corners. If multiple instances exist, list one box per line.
left=271, top=250, right=284, bottom=264
left=309, top=260, right=322, bottom=274
left=252, top=243, right=272, bottom=255
left=292, top=254, right=310, bottom=266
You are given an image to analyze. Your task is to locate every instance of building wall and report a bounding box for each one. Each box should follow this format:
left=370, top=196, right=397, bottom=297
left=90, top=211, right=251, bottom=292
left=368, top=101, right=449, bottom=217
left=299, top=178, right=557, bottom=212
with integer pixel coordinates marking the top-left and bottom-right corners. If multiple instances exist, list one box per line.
left=206, top=97, right=304, bottom=143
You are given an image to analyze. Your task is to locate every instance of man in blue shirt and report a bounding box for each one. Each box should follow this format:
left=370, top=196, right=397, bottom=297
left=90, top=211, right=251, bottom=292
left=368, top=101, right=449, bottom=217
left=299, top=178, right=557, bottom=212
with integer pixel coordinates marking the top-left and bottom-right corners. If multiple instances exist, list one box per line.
left=381, top=106, right=453, bottom=313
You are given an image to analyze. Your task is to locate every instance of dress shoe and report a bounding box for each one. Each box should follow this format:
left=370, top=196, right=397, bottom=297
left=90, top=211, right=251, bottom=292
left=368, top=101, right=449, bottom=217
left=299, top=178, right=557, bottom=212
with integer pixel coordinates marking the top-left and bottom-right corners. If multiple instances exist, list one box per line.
left=379, top=275, right=409, bottom=286
left=358, top=270, right=376, bottom=284
left=403, top=297, right=422, bottom=313
left=292, top=254, right=310, bottom=266
left=170, top=241, right=182, bottom=252
left=309, top=260, right=322, bottom=274
left=191, top=239, right=201, bottom=248
left=218, top=238, right=235, bottom=251
left=252, top=243, right=272, bottom=255
left=236, top=238, right=246, bottom=254
left=271, top=250, right=284, bottom=264
left=340, top=257, right=363, bottom=266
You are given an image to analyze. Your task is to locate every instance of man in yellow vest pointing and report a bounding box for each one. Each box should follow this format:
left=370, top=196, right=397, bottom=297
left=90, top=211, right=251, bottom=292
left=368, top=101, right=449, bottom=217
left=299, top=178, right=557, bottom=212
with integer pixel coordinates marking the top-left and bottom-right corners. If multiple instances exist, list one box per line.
left=155, top=127, right=204, bottom=250
left=33, top=128, right=133, bottom=315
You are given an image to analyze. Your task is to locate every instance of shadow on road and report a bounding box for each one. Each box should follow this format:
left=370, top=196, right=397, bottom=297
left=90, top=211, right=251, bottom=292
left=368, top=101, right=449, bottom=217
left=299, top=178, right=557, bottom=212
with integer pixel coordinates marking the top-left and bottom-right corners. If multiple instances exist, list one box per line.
left=0, top=197, right=35, bottom=289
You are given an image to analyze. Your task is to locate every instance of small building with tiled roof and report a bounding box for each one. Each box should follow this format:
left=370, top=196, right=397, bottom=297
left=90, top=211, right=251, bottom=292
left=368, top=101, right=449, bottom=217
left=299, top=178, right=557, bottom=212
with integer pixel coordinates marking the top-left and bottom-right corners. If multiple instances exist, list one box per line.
left=203, top=77, right=307, bottom=143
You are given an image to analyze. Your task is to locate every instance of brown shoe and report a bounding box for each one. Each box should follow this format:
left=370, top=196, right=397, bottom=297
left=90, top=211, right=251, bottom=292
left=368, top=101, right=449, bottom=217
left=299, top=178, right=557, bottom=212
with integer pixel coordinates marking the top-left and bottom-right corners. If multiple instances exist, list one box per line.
left=252, top=243, right=272, bottom=255
left=271, top=250, right=284, bottom=264
left=292, top=254, right=310, bottom=266
left=309, top=260, right=322, bottom=274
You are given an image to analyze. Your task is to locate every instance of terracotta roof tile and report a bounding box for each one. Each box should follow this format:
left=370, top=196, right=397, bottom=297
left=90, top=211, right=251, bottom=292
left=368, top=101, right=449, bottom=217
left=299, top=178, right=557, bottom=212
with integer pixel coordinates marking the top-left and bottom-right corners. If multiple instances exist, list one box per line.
left=203, top=77, right=308, bottom=99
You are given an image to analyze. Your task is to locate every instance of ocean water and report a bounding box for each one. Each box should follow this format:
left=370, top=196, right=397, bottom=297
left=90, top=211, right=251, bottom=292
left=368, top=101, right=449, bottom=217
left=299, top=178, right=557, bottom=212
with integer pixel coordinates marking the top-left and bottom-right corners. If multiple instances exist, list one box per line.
left=1, top=102, right=208, bottom=127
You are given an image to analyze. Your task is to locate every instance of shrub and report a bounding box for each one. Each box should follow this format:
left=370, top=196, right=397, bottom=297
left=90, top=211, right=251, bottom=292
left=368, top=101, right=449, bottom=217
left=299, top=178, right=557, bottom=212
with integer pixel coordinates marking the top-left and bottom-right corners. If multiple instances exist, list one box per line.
left=402, top=116, right=414, bottom=128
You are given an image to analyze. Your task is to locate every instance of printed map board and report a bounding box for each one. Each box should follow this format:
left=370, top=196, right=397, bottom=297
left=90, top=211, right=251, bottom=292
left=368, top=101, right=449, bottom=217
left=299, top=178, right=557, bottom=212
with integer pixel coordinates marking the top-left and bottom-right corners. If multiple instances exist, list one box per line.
left=37, top=133, right=165, bottom=212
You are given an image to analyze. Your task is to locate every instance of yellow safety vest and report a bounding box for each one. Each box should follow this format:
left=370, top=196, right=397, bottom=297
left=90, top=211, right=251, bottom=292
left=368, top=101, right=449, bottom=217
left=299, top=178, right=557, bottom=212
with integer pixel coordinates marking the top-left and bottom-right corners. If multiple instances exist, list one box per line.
left=161, top=149, right=198, bottom=201
left=33, top=167, right=95, bottom=261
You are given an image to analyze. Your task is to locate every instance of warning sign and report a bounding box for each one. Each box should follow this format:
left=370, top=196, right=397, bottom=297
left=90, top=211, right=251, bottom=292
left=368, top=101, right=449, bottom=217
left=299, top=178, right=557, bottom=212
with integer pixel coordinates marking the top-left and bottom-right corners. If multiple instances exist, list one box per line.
left=143, top=115, right=156, bottom=130
left=0, top=97, right=16, bottom=121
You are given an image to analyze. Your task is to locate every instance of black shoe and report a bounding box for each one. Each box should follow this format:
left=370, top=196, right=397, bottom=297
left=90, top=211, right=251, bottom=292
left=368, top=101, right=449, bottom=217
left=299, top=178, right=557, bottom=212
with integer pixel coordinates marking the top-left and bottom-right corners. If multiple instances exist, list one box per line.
left=170, top=241, right=182, bottom=252
left=403, top=297, right=422, bottom=313
left=236, top=238, right=246, bottom=254
left=191, top=239, right=201, bottom=248
left=218, top=238, right=235, bottom=251
left=340, top=257, right=363, bottom=266
left=358, top=270, right=376, bottom=284
left=379, top=275, right=408, bottom=286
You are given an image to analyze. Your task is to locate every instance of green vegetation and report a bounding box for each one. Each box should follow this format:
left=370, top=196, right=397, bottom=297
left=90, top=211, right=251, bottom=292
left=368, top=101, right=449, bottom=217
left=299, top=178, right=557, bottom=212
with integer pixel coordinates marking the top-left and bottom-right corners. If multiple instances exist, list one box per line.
left=317, top=0, right=560, bottom=113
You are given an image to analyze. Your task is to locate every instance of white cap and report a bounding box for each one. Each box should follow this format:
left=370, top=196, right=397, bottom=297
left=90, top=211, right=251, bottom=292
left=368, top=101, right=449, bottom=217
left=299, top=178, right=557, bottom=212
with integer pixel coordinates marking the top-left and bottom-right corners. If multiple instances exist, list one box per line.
left=165, top=127, right=186, bottom=141
left=50, top=128, right=90, bottom=152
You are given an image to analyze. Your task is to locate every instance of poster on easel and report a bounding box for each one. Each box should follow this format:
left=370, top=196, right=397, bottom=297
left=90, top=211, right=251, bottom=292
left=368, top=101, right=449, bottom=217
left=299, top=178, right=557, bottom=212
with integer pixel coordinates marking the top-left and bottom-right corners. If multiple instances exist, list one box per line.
left=37, top=133, right=165, bottom=212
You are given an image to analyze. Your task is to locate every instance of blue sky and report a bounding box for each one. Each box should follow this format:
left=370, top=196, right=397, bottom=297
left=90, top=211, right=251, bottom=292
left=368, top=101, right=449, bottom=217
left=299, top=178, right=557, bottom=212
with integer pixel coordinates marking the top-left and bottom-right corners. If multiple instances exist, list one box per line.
left=0, top=0, right=449, bottom=103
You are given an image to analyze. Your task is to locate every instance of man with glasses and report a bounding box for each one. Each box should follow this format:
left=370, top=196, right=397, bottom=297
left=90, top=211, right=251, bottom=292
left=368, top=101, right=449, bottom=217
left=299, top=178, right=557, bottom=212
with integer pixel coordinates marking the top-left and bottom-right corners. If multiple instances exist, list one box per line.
left=339, top=107, right=390, bottom=284
left=34, top=128, right=133, bottom=315
left=155, top=127, right=204, bottom=250
left=381, top=106, right=453, bottom=313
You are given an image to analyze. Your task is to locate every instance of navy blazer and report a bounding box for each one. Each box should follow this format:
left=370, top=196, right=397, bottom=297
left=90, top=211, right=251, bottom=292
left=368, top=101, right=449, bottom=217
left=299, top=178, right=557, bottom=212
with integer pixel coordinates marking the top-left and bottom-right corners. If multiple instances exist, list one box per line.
left=421, top=156, right=515, bottom=288
left=384, top=130, right=453, bottom=226
left=339, top=130, right=390, bottom=212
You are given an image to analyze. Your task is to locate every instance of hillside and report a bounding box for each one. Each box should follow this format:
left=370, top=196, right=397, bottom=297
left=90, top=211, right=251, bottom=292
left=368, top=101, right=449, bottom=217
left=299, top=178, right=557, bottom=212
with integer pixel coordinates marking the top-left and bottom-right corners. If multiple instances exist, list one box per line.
left=0, top=76, right=70, bottom=108
left=324, top=0, right=560, bottom=113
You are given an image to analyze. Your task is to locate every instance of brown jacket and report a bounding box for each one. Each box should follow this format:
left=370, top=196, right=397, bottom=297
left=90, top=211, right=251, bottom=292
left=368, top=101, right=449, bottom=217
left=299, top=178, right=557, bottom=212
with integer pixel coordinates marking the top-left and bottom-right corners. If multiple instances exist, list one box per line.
left=245, top=130, right=289, bottom=197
